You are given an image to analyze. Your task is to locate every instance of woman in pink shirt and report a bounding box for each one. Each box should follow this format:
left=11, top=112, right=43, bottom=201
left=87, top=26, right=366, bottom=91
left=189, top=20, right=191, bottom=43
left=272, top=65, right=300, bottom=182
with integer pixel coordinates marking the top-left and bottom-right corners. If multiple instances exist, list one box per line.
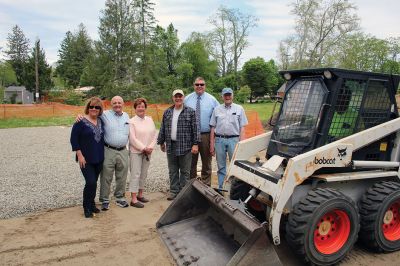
left=128, top=98, right=157, bottom=208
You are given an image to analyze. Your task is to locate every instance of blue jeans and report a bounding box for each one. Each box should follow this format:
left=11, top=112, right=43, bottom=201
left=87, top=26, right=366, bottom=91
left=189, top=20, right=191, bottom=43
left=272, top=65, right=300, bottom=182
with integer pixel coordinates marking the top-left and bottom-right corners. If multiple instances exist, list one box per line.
left=80, top=162, right=103, bottom=211
left=215, top=137, right=239, bottom=189
left=166, top=142, right=192, bottom=196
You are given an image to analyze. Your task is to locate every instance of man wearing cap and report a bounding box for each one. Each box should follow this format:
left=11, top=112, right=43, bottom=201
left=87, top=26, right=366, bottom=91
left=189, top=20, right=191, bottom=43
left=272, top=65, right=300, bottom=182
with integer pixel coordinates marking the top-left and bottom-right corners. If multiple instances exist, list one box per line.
left=210, top=88, right=248, bottom=190
left=157, top=89, right=201, bottom=200
left=184, top=77, right=219, bottom=185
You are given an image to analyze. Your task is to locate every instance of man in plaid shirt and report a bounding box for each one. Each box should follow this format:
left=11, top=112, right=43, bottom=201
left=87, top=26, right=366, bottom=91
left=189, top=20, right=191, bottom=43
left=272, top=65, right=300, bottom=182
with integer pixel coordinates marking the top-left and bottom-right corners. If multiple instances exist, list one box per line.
left=157, top=89, right=200, bottom=200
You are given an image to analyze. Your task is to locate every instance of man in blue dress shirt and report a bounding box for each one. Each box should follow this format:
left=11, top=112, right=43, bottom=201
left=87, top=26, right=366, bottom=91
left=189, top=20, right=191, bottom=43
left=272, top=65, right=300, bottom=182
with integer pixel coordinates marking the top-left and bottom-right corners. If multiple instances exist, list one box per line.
left=99, top=96, right=130, bottom=210
left=184, top=77, right=219, bottom=185
left=210, top=88, right=248, bottom=190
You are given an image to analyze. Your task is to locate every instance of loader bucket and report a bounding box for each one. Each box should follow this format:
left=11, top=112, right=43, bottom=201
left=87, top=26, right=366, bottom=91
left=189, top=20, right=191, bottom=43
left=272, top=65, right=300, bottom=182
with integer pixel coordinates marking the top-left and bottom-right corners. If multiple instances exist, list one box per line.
left=156, top=179, right=282, bottom=266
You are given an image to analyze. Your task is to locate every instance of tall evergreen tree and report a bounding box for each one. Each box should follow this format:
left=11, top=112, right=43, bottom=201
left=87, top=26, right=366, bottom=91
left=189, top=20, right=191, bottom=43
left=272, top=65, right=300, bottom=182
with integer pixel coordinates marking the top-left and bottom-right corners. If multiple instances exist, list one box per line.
left=56, top=24, right=93, bottom=88
left=25, top=40, right=53, bottom=94
left=5, top=25, right=30, bottom=85
left=97, top=0, right=138, bottom=87
left=132, top=0, right=156, bottom=66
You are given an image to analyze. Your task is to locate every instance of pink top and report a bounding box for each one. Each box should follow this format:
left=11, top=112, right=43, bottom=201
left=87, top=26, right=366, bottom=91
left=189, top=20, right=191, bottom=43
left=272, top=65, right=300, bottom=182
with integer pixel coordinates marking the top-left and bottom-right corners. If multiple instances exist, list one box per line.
left=129, top=115, right=157, bottom=154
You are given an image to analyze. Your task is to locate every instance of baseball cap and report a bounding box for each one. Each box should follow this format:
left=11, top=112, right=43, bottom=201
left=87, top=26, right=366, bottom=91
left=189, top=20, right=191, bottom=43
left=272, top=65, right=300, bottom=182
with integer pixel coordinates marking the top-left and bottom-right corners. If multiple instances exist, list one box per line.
left=172, top=89, right=184, bottom=96
left=221, top=87, right=233, bottom=95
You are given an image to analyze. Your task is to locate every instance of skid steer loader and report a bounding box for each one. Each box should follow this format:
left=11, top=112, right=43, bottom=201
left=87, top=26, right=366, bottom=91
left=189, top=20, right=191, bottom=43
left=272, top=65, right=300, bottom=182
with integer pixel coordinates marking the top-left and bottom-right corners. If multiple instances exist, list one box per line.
left=157, top=68, right=400, bottom=265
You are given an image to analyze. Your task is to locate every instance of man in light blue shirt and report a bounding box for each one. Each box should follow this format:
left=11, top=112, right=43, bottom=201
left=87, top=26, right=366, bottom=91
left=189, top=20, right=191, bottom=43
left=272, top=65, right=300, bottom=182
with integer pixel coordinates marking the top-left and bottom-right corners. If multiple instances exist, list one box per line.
left=184, top=77, right=219, bottom=185
left=210, top=88, right=248, bottom=189
left=99, top=96, right=130, bottom=210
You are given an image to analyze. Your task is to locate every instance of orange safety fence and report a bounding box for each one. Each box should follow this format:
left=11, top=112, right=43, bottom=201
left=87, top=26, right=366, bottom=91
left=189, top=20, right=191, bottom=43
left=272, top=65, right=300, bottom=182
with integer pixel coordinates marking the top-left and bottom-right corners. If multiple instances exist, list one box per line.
left=0, top=103, right=265, bottom=137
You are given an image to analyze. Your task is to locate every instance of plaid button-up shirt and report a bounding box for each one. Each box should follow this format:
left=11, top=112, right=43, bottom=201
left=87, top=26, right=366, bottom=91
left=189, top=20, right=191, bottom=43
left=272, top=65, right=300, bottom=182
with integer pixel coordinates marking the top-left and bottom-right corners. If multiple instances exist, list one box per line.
left=157, top=105, right=200, bottom=156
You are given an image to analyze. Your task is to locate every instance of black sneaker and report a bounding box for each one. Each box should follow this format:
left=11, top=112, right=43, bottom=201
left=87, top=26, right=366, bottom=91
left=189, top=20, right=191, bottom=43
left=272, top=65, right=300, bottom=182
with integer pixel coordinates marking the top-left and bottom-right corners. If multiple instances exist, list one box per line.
left=116, top=200, right=129, bottom=208
left=84, top=209, right=93, bottom=218
left=92, top=206, right=101, bottom=213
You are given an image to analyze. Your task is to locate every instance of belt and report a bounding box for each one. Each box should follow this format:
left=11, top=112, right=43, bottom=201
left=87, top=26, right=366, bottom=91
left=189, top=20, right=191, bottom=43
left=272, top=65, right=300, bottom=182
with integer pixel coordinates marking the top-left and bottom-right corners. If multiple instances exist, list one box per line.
left=104, top=143, right=126, bottom=151
left=215, top=134, right=239, bottom=139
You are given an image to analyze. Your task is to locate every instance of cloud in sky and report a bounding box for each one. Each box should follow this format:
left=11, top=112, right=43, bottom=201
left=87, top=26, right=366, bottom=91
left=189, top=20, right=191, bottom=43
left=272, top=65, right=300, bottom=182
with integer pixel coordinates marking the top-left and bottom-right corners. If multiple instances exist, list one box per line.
left=0, top=0, right=399, bottom=66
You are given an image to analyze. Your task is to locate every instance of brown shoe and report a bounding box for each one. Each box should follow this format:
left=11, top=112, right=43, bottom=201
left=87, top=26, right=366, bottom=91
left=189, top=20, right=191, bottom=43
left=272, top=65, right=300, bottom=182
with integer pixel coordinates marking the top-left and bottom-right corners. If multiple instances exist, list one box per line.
left=130, top=201, right=144, bottom=208
left=166, top=194, right=176, bottom=201
left=137, top=197, right=149, bottom=203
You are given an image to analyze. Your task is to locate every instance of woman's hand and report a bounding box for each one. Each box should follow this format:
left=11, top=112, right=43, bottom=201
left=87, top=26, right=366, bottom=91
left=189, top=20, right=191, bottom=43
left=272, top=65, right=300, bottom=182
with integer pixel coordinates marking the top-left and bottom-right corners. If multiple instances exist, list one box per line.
left=76, top=151, right=86, bottom=168
left=144, top=147, right=153, bottom=155
left=160, top=143, right=166, bottom=153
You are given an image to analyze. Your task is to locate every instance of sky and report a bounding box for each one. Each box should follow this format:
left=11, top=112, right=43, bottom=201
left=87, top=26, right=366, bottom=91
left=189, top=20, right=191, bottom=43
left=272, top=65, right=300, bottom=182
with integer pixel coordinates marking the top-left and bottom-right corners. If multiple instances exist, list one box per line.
left=0, top=0, right=399, bottom=67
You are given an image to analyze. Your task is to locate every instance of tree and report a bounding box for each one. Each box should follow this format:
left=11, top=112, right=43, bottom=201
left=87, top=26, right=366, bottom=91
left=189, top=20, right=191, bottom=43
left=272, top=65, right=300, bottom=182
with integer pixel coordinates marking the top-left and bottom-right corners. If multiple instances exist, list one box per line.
left=278, top=0, right=359, bottom=68
left=56, top=24, right=93, bottom=88
left=0, top=61, right=18, bottom=87
left=242, top=57, right=280, bottom=102
left=153, top=24, right=180, bottom=75
left=25, top=41, right=53, bottom=94
left=327, top=34, right=400, bottom=74
left=132, top=0, right=157, bottom=67
left=208, top=6, right=258, bottom=81
left=178, top=33, right=218, bottom=88
left=5, top=25, right=30, bottom=85
left=94, top=0, right=139, bottom=97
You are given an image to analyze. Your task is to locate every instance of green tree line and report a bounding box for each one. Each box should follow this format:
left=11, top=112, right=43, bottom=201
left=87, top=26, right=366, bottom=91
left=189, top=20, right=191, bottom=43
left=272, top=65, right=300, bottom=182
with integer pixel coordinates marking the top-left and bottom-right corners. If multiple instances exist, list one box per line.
left=1, top=0, right=399, bottom=104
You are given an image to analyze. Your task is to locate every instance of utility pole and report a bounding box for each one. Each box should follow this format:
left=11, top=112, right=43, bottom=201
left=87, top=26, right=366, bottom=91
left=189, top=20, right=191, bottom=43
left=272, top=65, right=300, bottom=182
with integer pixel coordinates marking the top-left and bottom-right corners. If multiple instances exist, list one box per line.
left=35, top=39, right=40, bottom=103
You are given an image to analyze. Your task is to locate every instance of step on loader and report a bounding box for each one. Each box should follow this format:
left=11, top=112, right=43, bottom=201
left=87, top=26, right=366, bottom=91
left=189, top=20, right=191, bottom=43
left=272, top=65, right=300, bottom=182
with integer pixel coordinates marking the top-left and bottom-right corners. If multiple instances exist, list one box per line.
left=157, top=68, right=400, bottom=265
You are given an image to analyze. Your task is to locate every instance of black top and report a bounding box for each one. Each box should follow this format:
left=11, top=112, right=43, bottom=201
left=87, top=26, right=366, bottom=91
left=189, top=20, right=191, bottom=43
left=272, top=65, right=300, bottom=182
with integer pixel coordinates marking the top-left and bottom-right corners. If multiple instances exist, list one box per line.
left=70, top=118, right=104, bottom=164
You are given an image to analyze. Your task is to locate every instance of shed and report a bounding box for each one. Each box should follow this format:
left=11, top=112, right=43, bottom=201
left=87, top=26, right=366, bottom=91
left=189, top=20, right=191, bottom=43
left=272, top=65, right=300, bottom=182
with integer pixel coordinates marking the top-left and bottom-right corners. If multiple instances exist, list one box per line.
left=4, top=86, right=33, bottom=104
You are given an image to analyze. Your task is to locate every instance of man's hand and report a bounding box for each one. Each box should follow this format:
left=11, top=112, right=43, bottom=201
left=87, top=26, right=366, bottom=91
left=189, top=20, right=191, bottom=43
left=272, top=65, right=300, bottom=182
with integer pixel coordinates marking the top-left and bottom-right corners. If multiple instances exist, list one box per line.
left=210, top=145, right=215, bottom=157
left=160, top=143, right=166, bottom=152
left=75, top=114, right=84, bottom=123
left=191, top=144, right=199, bottom=154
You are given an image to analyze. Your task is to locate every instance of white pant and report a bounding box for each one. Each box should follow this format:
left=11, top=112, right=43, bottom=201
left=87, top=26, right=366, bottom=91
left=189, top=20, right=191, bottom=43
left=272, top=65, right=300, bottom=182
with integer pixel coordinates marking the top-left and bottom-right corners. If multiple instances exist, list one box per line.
left=129, top=153, right=151, bottom=193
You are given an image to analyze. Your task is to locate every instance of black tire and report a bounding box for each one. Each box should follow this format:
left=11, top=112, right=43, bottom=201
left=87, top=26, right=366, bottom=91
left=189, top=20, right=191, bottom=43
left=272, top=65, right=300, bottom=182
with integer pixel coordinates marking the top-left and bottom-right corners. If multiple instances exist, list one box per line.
left=286, top=188, right=359, bottom=265
left=359, top=181, right=400, bottom=252
left=229, top=177, right=266, bottom=222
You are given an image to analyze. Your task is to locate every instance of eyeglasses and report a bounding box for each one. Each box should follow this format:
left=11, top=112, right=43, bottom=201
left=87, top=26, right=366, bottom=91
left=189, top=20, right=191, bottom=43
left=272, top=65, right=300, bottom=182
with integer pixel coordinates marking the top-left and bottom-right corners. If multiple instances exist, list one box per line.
left=174, top=94, right=183, bottom=98
left=194, top=83, right=205, bottom=87
left=89, top=106, right=101, bottom=110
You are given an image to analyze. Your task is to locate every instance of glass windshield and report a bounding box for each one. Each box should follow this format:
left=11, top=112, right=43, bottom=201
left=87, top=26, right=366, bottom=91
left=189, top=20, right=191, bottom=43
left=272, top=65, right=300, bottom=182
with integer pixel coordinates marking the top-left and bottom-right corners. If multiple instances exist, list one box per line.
left=275, top=79, right=327, bottom=150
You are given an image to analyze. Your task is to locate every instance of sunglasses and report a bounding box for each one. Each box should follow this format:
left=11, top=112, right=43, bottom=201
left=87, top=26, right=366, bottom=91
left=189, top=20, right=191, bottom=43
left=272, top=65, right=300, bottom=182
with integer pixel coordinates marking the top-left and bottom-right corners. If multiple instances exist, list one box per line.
left=89, top=105, right=101, bottom=110
left=195, top=83, right=205, bottom=87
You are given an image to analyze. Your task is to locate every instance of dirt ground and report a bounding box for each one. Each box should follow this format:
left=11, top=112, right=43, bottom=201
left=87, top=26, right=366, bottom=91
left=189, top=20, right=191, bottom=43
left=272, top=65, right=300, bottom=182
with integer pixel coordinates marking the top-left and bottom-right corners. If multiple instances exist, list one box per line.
left=0, top=192, right=174, bottom=266
left=1, top=191, right=400, bottom=266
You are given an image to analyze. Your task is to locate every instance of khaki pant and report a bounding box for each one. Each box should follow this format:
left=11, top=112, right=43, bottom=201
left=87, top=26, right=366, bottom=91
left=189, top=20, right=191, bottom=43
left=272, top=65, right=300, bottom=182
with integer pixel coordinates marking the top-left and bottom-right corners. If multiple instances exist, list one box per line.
left=99, top=147, right=129, bottom=203
left=128, top=153, right=151, bottom=193
left=190, top=133, right=212, bottom=185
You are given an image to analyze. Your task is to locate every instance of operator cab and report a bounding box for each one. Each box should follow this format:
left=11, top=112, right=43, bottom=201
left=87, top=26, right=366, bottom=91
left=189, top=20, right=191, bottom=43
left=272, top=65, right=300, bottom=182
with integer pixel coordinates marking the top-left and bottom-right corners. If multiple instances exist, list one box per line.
left=268, top=68, right=400, bottom=161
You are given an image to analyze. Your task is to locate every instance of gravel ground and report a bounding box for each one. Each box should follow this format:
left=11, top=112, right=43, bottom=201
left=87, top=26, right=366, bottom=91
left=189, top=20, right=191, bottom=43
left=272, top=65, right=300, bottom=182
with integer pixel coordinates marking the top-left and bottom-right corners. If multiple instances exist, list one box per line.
left=0, top=126, right=170, bottom=219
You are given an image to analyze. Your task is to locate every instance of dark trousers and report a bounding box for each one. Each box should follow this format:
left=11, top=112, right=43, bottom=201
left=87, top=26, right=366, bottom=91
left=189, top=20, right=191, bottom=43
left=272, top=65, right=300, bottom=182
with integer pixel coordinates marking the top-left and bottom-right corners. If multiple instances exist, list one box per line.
left=80, top=162, right=103, bottom=210
left=167, top=142, right=192, bottom=196
left=190, top=133, right=212, bottom=185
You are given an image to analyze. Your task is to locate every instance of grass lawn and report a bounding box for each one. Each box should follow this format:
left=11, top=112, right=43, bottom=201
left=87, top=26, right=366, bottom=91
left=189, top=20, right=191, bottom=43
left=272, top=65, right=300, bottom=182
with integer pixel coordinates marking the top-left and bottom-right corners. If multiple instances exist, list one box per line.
left=0, top=116, right=75, bottom=129
left=243, top=102, right=280, bottom=123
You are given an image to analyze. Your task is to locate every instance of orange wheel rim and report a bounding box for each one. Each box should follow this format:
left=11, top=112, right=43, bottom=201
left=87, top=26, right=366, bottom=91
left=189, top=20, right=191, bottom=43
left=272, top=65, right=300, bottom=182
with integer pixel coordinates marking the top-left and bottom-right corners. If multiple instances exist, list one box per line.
left=314, top=210, right=350, bottom=254
left=382, top=200, right=400, bottom=241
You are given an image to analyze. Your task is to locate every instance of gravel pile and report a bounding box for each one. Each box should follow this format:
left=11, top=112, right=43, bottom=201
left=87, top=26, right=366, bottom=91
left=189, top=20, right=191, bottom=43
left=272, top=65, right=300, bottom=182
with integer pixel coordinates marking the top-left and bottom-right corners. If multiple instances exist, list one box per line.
left=0, top=126, right=170, bottom=219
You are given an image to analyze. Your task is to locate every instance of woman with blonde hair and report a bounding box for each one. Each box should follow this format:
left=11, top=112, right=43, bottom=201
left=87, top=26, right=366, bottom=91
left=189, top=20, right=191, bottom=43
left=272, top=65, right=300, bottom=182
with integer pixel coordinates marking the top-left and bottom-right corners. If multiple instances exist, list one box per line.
left=70, top=97, right=104, bottom=218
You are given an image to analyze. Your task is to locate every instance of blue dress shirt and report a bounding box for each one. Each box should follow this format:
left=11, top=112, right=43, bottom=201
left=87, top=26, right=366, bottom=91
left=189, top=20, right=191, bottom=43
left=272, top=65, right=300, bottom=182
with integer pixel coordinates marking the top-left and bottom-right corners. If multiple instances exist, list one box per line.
left=184, top=91, right=219, bottom=133
left=101, top=110, right=130, bottom=147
